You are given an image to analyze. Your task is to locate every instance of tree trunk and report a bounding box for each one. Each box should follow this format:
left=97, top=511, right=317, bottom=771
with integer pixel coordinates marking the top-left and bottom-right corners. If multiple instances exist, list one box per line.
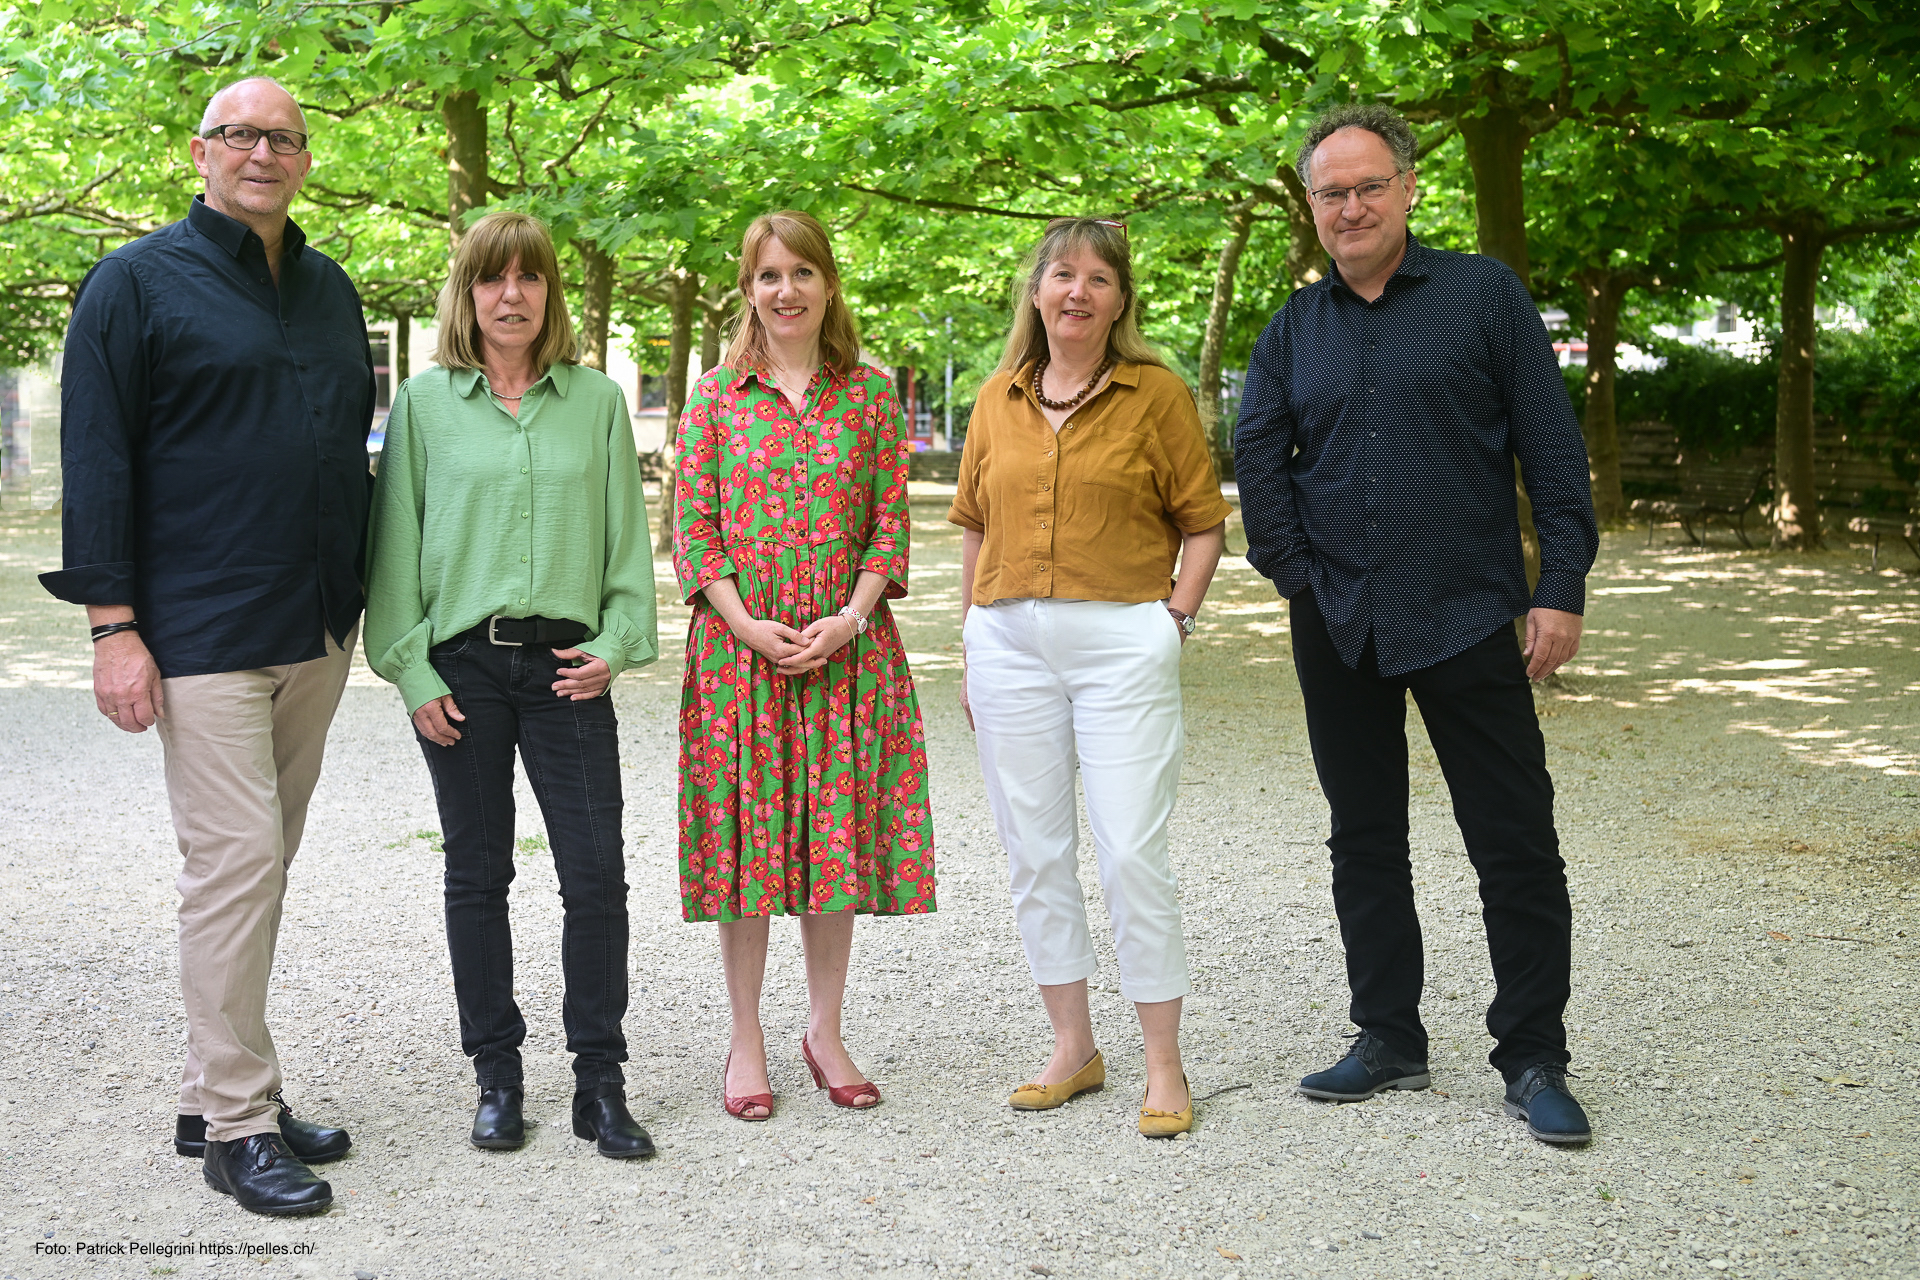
left=1457, top=102, right=1531, bottom=286
left=1577, top=270, right=1629, bottom=524
left=442, top=90, right=487, bottom=247
left=1271, top=165, right=1325, bottom=291
left=654, top=271, right=699, bottom=554
left=393, top=313, right=411, bottom=386
left=665, top=270, right=697, bottom=428
left=1198, top=199, right=1256, bottom=467
left=700, top=293, right=722, bottom=374
left=575, top=240, right=613, bottom=372
left=1773, top=214, right=1824, bottom=550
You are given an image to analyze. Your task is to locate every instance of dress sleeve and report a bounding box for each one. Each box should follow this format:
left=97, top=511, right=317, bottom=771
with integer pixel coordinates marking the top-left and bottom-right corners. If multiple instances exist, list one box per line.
left=577, top=386, right=660, bottom=677
left=857, top=372, right=910, bottom=598
left=672, top=373, right=739, bottom=602
left=39, top=258, right=146, bottom=606
left=362, top=381, right=451, bottom=714
left=1153, top=376, right=1233, bottom=533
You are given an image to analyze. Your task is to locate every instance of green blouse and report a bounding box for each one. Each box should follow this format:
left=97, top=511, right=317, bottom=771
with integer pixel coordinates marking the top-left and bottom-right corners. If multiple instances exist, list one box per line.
left=364, top=362, right=658, bottom=713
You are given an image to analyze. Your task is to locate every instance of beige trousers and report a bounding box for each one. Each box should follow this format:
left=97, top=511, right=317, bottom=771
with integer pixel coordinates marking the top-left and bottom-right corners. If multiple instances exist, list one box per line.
left=156, top=627, right=355, bottom=1141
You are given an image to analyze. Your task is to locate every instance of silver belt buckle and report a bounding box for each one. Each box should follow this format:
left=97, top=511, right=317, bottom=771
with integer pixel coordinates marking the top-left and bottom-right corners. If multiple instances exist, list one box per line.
left=487, top=616, right=522, bottom=647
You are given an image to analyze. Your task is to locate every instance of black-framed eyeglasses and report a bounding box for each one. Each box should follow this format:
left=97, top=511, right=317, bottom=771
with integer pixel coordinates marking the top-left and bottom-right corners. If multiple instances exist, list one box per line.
left=202, top=124, right=308, bottom=156
left=1308, top=172, right=1404, bottom=210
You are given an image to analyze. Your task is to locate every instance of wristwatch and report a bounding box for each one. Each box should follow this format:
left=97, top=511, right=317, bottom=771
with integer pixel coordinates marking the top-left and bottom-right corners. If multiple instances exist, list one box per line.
left=1166, top=606, right=1197, bottom=637
left=838, top=604, right=868, bottom=635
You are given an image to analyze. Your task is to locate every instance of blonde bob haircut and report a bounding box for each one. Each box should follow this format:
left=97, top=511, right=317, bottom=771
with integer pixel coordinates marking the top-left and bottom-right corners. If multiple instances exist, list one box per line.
left=724, top=210, right=863, bottom=377
left=434, top=210, right=578, bottom=374
left=992, top=217, right=1165, bottom=378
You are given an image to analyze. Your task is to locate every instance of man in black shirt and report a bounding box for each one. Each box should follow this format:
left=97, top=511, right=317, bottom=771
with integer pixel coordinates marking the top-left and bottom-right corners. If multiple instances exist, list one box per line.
left=1234, top=104, right=1599, bottom=1145
left=42, top=76, right=372, bottom=1211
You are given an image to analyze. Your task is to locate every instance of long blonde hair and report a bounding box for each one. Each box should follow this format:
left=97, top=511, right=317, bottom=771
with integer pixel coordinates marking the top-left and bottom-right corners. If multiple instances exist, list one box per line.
left=723, top=211, right=863, bottom=377
left=992, top=218, right=1165, bottom=377
left=433, top=210, right=578, bottom=373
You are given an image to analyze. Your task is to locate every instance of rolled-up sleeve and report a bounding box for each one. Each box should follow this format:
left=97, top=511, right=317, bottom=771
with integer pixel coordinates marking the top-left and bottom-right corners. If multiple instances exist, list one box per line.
left=671, top=382, right=739, bottom=601
left=361, top=383, right=448, bottom=714
left=39, top=259, right=147, bottom=606
left=1497, top=270, right=1598, bottom=614
left=946, top=398, right=988, bottom=533
left=1154, top=383, right=1232, bottom=533
left=578, top=387, right=659, bottom=677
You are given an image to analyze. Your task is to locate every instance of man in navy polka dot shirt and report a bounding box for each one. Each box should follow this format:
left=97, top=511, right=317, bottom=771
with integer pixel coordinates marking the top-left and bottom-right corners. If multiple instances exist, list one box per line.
left=1233, top=103, right=1599, bottom=1146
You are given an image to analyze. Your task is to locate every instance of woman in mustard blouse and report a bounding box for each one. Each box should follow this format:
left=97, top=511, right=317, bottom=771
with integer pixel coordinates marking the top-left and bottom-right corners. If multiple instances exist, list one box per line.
left=951, top=217, right=1229, bottom=1138
left=364, top=211, right=656, bottom=1159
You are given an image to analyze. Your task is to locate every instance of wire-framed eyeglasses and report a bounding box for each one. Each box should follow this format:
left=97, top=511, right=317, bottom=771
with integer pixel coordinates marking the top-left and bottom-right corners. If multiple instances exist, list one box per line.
left=1308, top=172, right=1405, bottom=210
left=202, top=124, right=309, bottom=156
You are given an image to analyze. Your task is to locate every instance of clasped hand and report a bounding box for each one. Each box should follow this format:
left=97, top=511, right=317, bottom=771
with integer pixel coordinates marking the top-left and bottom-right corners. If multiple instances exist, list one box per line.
left=736, top=613, right=859, bottom=676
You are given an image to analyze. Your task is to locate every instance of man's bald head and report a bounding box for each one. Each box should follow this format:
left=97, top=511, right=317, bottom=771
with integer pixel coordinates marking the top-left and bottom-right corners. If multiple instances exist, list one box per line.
left=198, top=77, right=308, bottom=137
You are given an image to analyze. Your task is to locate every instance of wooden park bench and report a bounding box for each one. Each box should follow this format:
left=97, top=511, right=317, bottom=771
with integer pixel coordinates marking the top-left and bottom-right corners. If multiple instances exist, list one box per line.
left=1632, top=454, right=1772, bottom=548
left=1843, top=513, right=1920, bottom=570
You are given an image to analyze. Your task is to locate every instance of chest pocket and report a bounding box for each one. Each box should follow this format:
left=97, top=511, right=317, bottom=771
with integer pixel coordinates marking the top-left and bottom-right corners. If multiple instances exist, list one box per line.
left=1073, top=426, right=1156, bottom=498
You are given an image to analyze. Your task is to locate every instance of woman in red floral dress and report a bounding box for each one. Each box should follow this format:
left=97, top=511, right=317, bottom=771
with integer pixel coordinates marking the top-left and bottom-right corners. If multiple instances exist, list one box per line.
left=673, top=210, right=935, bottom=1120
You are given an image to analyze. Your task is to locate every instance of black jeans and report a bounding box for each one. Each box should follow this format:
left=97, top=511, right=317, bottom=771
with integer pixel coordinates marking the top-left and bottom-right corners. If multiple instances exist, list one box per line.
left=417, top=634, right=629, bottom=1091
left=1289, top=588, right=1571, bottom=1080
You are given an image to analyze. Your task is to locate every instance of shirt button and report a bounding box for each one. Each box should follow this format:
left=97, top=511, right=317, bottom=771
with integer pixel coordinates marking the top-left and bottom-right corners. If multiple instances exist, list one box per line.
left=1370, top=431, right=1377, bottom=438
left=521, top=511, right=530, bottom=519
left=1045, top=451, right=1054, bottom=458
left=520, top=467, right=529, bottom=474
left=1038, top=564, right=1048, bottom=571
left=1039, top=522, right=1047, bottom=529
left=519, top=597, right=527, bottom=605
left=521, top=556, right=529, bottom=564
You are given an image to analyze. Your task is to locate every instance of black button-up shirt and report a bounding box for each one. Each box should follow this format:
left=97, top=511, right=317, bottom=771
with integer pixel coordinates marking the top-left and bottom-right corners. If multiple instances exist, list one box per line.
left=1233, top=234, right=1598, bottom=678
left=41, top=197, right=375, bottom=678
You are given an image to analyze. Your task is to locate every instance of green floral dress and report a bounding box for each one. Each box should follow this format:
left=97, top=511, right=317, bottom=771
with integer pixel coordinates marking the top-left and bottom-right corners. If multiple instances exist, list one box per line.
left=672, top=363, right=936, bottom=922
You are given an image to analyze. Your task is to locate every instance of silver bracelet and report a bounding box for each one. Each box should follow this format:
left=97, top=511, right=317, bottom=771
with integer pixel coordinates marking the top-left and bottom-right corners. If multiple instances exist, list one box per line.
left=838, top=604, right=868, bottom=635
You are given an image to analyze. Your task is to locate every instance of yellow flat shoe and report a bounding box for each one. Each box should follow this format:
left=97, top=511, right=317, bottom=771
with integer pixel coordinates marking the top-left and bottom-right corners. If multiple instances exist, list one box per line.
left=1138, top=1073, right=1193, bottom=1139
left=1008, top=1051, right=1106, bottom=1111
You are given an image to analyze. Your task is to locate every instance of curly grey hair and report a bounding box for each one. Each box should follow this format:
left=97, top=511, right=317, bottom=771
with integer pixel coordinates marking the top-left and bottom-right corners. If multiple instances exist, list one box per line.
left=1295, top=103, right=1417, bottom=188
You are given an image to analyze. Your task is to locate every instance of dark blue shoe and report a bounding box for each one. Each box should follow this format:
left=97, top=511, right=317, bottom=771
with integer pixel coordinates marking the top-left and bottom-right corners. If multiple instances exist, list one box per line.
left=1297, top=1031, right=1431, bottom=1102
left=1504, top=1063, right=1591, bottom=1145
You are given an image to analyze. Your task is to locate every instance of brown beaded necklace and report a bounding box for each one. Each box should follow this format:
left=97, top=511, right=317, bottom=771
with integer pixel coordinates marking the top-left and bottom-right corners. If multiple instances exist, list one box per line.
left=1032, top=355, right=1114, bottom=412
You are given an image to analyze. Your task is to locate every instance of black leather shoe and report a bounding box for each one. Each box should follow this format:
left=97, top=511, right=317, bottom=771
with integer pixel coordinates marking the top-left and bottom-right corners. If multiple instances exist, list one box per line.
left=1297, top=1030, right=1432, bottom=1101
left=471, top=1086, right=526, bottom=1150
left=175, top=1093, right=350, bottom=1163
left=571, top=1085, right=655, bottom=1160
left=1504, top=1062, right=1592, bottom=1145
left=203, top=1133, right=333, bottom=1216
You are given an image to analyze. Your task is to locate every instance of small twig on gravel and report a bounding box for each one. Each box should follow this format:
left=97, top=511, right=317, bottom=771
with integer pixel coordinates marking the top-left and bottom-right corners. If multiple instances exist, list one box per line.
left=1807, top=934, right=1873, bottom=943
left=1196, top=1083, right=1253, bottom=1103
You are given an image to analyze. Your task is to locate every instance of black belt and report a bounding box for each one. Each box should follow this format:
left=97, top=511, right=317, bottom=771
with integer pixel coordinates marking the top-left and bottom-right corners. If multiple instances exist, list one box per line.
left=461, top=615, right=590, bottom=647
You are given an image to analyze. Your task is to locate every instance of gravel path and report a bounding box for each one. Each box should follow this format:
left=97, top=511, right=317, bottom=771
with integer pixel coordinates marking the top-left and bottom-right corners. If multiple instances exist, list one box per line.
left=1, top=499, right=1914, bottom=1280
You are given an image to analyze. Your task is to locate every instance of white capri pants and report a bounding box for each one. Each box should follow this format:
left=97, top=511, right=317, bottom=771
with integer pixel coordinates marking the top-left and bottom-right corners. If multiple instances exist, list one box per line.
left=965, top=598, right=1190, bottom=1003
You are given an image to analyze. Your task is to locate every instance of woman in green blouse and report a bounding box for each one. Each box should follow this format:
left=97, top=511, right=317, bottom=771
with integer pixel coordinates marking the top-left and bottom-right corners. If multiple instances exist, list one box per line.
left=364, top=211, right=657, bottom=1159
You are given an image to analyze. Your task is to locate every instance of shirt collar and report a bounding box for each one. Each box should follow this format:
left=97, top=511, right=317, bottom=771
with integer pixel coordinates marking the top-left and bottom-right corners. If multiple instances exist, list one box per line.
left=451, top=362, right=572, bottom=400
left=1324, top=231, right=1430, bottom=297
left=1005, top=358, right=1142, bottom=399
left=724, top=363, right=846, bottom=397
left=187, top=194, right=308, bottom=262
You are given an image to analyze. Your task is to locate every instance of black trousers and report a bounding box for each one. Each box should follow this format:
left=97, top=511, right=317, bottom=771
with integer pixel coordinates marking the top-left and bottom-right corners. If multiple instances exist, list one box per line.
left=1289, top=588, right=1571, bottom=1080
left=417, top=634, right=629, bottom=1090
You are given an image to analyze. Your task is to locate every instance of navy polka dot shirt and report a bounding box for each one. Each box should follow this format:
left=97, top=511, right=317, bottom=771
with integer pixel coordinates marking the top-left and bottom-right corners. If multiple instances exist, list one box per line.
left=1232, top=234, right=1598, bottom=678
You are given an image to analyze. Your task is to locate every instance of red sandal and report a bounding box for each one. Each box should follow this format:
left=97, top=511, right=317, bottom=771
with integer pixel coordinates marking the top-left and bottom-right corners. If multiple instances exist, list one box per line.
left=722, top=1051, right=773, bottom=1121
left=800, top=1035, right=881, bottom=1109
